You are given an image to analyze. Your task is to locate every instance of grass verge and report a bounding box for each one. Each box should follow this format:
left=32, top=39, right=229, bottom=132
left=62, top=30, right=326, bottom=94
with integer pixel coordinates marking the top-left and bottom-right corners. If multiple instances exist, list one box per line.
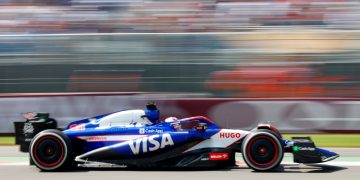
left=0, top=136, right=14, bottom=145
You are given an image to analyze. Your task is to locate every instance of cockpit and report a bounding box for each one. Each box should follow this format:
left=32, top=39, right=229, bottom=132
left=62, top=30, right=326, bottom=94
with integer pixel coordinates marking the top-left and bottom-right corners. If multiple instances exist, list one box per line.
left=98, top=103, right=160, bottom=128
left=95, top=103, right=217, bottom=130
left=98, top=110, right=150, bottom=127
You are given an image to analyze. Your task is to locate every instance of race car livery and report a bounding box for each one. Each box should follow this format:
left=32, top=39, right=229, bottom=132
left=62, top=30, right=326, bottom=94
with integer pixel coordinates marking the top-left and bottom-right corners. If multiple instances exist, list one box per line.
left=21, top=103, right=339, bottom=171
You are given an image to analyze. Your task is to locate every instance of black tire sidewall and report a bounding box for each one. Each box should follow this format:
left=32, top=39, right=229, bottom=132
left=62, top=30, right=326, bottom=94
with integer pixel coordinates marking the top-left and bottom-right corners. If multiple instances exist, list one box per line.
left=242, top=130, right=284, bottom=171
left=30, top=129, right=72, bottom=171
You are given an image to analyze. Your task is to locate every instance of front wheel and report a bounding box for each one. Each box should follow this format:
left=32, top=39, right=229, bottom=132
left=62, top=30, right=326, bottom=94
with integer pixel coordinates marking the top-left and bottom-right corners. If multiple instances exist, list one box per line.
left=29, top=129, right=73, bottom=171
left=241, top=130, right=284, bottom=171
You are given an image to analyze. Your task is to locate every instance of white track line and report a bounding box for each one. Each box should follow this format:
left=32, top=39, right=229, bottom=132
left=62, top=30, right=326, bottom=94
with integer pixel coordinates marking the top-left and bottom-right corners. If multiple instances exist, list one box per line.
left=309, top=161, right=360, bottom=167
left=0, top=162, right=28, bottom=166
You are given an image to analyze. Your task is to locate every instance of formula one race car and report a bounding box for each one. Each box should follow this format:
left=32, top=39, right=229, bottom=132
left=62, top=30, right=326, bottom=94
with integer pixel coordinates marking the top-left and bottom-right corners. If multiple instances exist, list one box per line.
left=23, top=103, right=339, bottom=171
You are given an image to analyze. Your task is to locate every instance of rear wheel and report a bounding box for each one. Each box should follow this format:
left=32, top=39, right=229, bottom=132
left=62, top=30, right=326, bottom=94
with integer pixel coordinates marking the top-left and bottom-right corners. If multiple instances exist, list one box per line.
left=30, top=129, right=73, bottom=171
left=242, top=130, right=284, bottom=171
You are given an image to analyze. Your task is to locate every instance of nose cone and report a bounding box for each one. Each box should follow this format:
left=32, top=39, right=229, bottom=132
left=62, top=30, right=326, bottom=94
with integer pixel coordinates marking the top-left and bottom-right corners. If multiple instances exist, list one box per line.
left=316, top=147, right=340, bottom=162
left=322, top=153, right=340, bottom=162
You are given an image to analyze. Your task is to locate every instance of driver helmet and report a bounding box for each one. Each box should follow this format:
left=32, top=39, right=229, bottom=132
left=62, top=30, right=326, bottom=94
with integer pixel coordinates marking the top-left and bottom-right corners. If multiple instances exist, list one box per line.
left=144, top=102, right=159, bottom=124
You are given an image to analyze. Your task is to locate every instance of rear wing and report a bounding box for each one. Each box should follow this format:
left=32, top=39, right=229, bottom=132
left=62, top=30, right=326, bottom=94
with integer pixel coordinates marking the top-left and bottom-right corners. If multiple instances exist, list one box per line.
left=14, top=112, right=57, bottom=152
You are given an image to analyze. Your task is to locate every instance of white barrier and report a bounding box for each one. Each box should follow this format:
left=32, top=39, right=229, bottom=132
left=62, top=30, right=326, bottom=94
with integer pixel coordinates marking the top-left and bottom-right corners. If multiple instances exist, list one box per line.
left=1, top=94, right=359, bottom=133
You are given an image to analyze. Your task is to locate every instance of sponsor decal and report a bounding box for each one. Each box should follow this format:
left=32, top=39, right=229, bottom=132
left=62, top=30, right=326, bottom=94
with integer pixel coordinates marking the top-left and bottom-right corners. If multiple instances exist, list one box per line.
left=298, top=147, right=316, bottom=151
left=85, top=136, right=107, bottom=142
left=23, top=112, right=37, bottom=120
left=70, top=123, right=86, bottom=131
left=219, top=132, right=241, bottom=138
left=24, top=138, right=33, bottom=142
left=209, top=152, right=229, bottom=161
left=294, top=139, right=312, bottom=143
left=77, top=135, right=146, bottom=142
left=128, top=133, right=174, bottom=155
left=293, top=146, right=315, bottom=151
left=23, top=123, right=34, bottom=134
left=139, top=128, right=145, bottom=134
left=139, top=128, right=163, bottom=134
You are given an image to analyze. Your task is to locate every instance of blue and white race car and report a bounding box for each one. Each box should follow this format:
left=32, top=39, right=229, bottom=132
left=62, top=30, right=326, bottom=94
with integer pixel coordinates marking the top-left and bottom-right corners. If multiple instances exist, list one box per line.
left=27, top=103, right=339, bottom=171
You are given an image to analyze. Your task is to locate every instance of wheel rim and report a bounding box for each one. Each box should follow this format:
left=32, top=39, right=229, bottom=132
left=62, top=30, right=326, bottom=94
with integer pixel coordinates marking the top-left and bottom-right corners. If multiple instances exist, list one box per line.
left=246, top=135, right=279, bottom=167
left=33, top=135, right=65, bottom=167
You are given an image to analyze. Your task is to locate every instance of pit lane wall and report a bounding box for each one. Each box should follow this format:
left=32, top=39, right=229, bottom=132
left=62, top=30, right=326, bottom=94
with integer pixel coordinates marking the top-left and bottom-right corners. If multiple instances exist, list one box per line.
left=0, top=93, right=359, bottom=133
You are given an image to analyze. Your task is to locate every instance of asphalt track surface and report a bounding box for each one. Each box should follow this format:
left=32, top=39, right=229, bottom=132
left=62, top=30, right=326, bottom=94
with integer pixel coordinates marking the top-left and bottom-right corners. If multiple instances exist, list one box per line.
left=0, top=146, right=359, bottom=180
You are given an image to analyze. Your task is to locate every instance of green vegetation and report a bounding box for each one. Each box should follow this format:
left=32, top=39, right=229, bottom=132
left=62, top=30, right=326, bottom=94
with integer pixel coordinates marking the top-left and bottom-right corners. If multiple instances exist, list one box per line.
left=0, top=136, right=14, bottom=145
left=0, top=134, right=360, bottom=147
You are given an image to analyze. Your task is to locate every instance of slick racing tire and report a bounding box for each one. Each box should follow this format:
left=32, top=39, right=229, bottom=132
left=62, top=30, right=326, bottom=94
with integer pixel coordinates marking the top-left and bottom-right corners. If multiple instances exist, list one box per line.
left=242, top=130, right=284, bottom=171
left=30, top=129, right=73, bottom=171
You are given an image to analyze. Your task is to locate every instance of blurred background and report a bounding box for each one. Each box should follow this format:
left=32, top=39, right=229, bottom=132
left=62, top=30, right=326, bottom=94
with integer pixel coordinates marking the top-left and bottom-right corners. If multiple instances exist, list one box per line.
left=0, top=0, right=360, bottom=97
left=0, top=0, right=360, bottom=133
